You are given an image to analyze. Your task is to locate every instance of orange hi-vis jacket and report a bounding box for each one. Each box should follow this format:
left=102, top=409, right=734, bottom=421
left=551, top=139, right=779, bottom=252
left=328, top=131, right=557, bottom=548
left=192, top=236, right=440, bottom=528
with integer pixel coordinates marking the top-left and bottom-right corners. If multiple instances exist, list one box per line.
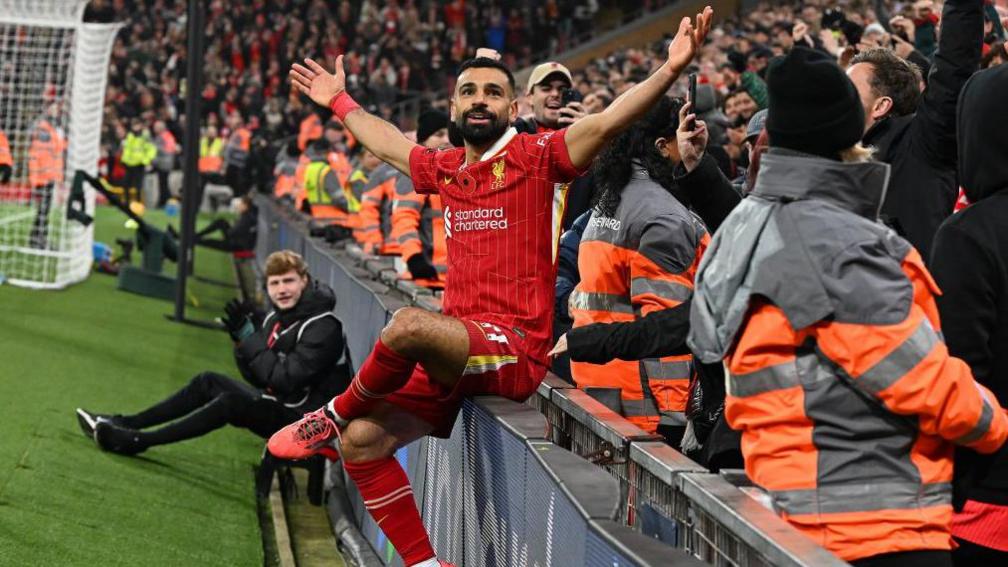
left=688, top=152, right=1008, bottom=562
left=328, top=150, right=353, bottom=196
left=297, top=114, right=322, bottom=151
left=223, top=127, right=251, bottom=169
left=273, top=146, right=300, bottom=199
left=355, top=163, right=402, bottom=254
left=391, top=171, right=448, bottom=287
left=570, top=169, right=709, bottom=434
left=28, top=119, right=66, bottom=188
left=0, top=130, right=12, bottom=168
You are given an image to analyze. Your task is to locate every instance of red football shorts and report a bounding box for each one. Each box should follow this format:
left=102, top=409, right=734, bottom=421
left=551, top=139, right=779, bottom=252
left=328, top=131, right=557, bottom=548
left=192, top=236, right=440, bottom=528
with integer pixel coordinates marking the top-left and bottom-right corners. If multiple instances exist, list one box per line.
left=384, top=319, right=546, bottom=437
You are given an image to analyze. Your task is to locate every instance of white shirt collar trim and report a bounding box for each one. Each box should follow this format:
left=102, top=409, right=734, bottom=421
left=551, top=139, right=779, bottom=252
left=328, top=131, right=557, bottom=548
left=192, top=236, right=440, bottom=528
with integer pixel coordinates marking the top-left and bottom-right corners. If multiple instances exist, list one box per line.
left=471, top=127, right=517, bottom=164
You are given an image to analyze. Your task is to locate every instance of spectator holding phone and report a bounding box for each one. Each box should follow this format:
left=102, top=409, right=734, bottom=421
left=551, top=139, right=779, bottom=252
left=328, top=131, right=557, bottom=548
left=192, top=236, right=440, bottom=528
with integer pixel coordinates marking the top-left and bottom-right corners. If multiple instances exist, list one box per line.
left=518, top=61, right=588, bottom=132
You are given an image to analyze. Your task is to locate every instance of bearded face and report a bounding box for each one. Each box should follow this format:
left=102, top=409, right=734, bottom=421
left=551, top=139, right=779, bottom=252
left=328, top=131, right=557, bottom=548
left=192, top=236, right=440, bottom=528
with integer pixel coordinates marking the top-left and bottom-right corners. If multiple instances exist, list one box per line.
left=451, top=66, right=516, bottom=148
left=455, top=104, right=510, bottom=146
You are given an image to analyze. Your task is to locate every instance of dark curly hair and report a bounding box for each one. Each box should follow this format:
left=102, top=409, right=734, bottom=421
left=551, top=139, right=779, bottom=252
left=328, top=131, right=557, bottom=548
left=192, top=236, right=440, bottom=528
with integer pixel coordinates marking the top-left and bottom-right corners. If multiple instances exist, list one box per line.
left=592, top=96, right=685, bottom=218
left=850, top=48, right=922, bottom=117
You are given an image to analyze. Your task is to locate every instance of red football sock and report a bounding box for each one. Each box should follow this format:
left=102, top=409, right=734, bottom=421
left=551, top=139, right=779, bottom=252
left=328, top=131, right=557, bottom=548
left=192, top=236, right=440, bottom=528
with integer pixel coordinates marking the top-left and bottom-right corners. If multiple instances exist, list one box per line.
left=344, top=456, right=435, bottom=564
left=333, top=338, right=416, bottom=420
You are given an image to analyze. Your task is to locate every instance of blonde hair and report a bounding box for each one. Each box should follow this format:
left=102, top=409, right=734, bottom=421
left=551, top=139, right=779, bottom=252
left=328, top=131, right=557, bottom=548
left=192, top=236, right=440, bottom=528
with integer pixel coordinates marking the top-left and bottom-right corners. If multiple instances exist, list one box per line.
left=840, top=143, right=875, bottom=163
left=264, top=250, right=308, bottom=278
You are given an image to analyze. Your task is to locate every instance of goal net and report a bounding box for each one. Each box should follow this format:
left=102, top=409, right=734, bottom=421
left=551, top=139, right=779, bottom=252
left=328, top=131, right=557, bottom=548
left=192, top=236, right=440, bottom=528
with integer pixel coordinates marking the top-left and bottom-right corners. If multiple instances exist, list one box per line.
left=0, top=1, right=120, bottom=289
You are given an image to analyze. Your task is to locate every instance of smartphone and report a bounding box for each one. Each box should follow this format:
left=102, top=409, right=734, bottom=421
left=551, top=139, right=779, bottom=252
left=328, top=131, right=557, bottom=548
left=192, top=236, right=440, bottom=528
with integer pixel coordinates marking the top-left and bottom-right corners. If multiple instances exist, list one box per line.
left=561, top=87, right=583, bottom=106
left=686, top=73, right=697, bottom=131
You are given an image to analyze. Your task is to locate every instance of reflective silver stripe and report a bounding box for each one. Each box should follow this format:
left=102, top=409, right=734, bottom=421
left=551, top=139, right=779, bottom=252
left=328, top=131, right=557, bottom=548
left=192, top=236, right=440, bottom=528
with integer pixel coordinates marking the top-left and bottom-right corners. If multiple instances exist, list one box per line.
left=397, top=231, right=420, bottom=244
left=769, top=481, right=951, bottom=516
left=643, top=360, right=692, bottom=380
left=569, top=290, right=633, bottom=314
left=727, top=362, right=800, bottom=397
left=660, top=411, right=687, bottom=426
left=622, top=398, right=660, bottom=417
left=395, top=200, right=423, bottom=210
left=358, top=223, right=380, bottom=231
left=856, top=319, right=939, bottom=395
left=956, top=390, right=995, bottom=445
left=630, top=277, right=692, bottom=303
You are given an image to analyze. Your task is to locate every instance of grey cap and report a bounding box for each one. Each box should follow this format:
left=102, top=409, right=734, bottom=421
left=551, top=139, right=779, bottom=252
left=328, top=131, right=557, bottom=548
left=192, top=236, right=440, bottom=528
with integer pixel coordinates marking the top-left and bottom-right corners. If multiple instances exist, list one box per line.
left=746, top=108, right=768, bottom=142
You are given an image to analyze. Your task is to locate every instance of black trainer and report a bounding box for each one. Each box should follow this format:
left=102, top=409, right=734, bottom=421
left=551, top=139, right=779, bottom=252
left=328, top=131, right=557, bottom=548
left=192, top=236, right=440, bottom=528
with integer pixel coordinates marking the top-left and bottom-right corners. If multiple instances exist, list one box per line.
left=94, top=421, right=147, bottom=455
left=75, top=408, right=125, bottom=438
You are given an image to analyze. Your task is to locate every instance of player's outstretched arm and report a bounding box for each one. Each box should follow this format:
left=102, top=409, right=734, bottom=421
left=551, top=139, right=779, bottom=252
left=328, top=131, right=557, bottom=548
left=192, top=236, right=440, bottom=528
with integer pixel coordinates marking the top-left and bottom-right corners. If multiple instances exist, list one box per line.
left=290, top=55, right=418, bottom=175
left=564, top=6, right=713, bottom=171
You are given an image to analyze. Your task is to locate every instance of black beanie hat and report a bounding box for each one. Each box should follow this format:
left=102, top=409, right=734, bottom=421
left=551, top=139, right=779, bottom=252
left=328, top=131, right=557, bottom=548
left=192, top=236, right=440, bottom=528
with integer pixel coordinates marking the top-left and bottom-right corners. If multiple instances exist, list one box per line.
left=766, top=47, right=865, bottom=159
left=416, top=109, right=449, bottom=145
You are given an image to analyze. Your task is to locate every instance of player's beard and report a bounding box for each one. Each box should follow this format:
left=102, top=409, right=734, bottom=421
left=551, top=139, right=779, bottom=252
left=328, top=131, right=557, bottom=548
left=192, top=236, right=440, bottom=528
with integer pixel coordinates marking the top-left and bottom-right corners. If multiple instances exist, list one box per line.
left=456, top=106, right=509, bottom=147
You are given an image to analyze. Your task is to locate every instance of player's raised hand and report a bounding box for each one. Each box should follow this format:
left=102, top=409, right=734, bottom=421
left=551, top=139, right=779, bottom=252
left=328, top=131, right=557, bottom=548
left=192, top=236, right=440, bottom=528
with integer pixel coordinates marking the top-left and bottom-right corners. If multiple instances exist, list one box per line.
left=290, top=55, right=346, bottom=108
left=666, top=6, right=714, bottom=73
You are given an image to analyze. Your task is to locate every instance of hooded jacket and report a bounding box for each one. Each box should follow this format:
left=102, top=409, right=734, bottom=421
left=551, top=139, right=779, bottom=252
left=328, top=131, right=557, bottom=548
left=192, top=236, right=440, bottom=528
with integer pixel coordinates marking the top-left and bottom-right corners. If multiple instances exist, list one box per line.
left=865, top=0, right=983, bottom=264
left=688, top=149, right=1008, bottom=561
left=234, top=280, right=351, bottom=411
left=931, top=65, right=1008, bottom=516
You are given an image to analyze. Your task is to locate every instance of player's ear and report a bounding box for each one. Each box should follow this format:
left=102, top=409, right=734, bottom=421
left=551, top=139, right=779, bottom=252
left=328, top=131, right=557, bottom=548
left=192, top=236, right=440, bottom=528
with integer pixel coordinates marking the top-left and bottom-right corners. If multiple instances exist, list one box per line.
left=449, top=97, right=457, bottom=122
left=508, top=97, right=518, bottom=122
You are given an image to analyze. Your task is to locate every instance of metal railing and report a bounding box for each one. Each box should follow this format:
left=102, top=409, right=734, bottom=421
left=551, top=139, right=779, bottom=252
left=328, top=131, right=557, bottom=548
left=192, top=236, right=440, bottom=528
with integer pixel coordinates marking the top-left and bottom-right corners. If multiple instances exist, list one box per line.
left=254, top=195, right=849, bottom=567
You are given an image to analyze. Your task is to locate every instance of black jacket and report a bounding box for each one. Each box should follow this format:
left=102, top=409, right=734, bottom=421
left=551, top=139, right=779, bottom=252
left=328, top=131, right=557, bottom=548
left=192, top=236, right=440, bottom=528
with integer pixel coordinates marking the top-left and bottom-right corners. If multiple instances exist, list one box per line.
left=931, top=65, right=1008, bottom=507
left=234, top=280, right=351, bottom=411
left=866, top=0, right=983, bottom=264
left=228, top=205, right=258, bottom=251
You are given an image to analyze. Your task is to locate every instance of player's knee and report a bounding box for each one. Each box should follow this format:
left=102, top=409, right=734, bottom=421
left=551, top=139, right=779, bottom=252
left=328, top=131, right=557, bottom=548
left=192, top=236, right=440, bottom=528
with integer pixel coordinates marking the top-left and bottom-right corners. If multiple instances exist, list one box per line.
left=381, top=307, right=427, bottom=354
left=340, top=420, right=396, bottom=463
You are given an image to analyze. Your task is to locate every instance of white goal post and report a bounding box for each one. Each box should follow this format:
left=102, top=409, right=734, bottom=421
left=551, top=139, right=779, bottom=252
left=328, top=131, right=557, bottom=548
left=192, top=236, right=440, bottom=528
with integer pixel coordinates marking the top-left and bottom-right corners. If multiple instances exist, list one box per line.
left=0, top=1, right=121, bottom=289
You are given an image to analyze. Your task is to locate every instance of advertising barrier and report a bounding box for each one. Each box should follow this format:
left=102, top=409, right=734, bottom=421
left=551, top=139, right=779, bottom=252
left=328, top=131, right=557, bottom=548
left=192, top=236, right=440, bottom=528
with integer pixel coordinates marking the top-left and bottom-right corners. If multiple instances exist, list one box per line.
left=255, top=197, right=848, bottom=567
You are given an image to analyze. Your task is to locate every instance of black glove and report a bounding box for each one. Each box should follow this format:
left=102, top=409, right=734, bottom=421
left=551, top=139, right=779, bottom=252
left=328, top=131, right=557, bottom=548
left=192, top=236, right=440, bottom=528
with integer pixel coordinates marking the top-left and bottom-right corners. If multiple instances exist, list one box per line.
left=407, top=253, right=438, bottom=280
left=0, top=165, right=11, bottom=184
left=222, top=298, right=254, bottom=341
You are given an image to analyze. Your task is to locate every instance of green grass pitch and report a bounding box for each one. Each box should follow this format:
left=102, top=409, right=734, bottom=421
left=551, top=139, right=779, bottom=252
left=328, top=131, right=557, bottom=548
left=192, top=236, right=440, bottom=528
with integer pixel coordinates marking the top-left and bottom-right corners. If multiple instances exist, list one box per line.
left=0, top=205, right=265, bottom=565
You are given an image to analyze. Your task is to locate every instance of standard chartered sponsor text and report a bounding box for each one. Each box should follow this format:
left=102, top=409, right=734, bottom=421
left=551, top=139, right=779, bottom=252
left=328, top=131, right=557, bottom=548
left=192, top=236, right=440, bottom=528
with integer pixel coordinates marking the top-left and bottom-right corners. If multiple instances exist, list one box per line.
left=453, top=207, right=508, bottom=232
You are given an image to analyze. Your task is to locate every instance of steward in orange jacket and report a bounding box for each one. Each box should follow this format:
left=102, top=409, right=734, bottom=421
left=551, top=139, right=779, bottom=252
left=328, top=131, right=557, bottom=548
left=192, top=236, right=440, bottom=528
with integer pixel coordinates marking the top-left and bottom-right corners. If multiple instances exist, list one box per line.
left=28, top=118, right=65, bottom=189
left=390, top=109, right=451, bottom=287
left=689, top=48, right=1008, bottom=565
left=0, top=129, right=12, bottom=183
left=28, top=113, right=67, bottom=248
left=568, top=98, right=708, bottom=437
left=392, top=188, right=447, bottom=287
left=297, top=112, right=322, bottom=151
left=355, top=162, right=401, bottom=255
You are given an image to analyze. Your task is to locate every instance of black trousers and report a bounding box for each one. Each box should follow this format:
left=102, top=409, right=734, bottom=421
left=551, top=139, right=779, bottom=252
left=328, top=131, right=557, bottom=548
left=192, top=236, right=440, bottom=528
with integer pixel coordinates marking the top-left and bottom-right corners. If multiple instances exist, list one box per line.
left=29, top=182, right=54, bottom=248
left=953, top=537, right=1008, bottom=566
left=155, top=168, right=171, bottom=207
left=852, top=550, right=952, bottom=567
left=123, top=165, right=145, bottom=202
left=121, top=371, right=300, bottom=446
left=225, top=164, right=249, bottom=197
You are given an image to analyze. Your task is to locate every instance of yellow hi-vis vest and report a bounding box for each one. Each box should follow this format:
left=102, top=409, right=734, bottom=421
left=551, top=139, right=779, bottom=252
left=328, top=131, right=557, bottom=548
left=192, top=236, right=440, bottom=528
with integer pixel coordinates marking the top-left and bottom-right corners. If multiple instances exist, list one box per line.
left=304, top=160, right=360, bottom=212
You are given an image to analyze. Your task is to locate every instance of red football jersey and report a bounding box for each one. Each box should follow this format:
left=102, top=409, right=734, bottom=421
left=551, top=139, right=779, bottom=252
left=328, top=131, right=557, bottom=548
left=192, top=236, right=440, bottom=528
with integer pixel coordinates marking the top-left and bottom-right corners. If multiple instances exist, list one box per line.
left=408, top=127, right=583, bottom=363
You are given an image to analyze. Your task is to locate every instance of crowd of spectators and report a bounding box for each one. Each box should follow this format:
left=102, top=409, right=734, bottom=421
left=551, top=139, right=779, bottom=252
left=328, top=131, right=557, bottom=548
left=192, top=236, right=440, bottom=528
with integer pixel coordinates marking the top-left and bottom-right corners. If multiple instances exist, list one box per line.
left=566, top=0, right=1008, bottom=180
left=68, top=0, right=1008, bottom=563
left=84, top=0, right=679, bottom=188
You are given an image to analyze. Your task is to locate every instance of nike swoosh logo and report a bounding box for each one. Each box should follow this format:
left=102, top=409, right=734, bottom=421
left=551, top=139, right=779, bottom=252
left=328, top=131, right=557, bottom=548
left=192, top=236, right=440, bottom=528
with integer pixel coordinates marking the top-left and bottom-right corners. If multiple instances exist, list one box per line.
left=443, top=177, right=452, bottom=185
left=376, top=514, right=389, bottom=526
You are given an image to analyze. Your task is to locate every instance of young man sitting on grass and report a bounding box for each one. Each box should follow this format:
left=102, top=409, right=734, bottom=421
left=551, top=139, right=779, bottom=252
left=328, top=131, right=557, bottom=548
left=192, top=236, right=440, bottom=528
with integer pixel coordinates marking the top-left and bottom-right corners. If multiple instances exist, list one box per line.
left=76, top=250, right=351, bottom=455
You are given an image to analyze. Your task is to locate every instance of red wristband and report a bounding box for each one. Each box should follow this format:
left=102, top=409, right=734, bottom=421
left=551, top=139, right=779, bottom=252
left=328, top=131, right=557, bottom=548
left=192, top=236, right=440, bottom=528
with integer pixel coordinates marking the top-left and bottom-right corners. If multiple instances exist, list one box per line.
left=328, top=91, right=361, bottom=122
